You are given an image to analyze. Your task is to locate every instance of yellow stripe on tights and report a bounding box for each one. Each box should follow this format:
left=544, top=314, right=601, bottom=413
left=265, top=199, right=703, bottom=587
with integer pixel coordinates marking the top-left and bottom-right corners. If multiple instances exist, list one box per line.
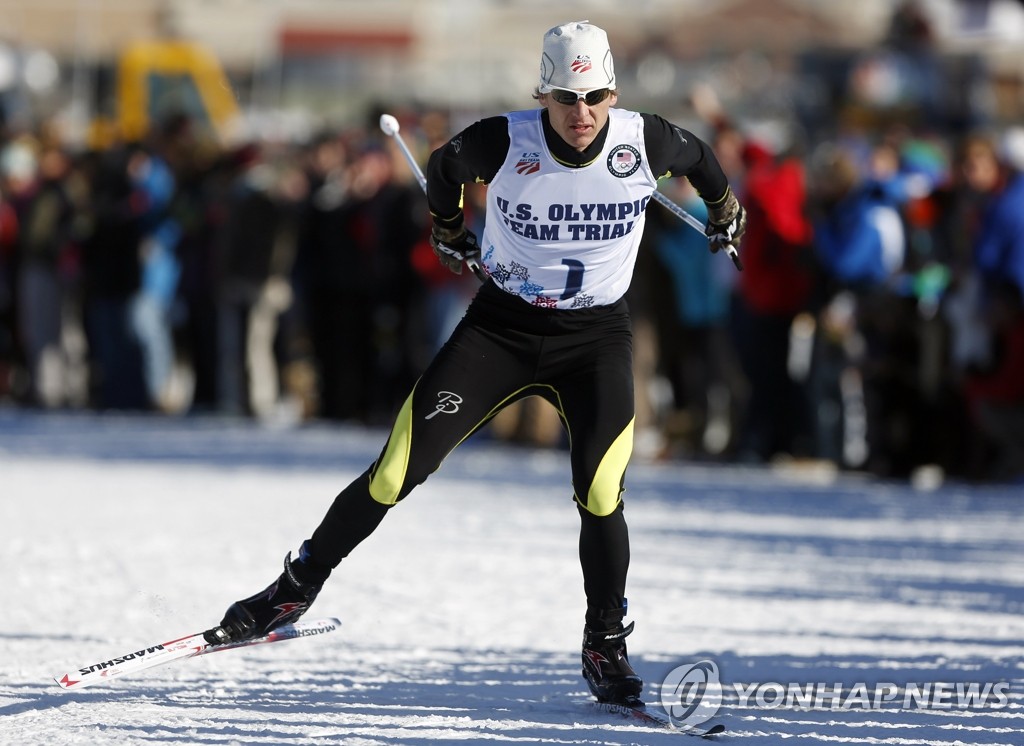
left=580, top=417, right=635, bottom=517
left=369, top=391, right=415, bottom=506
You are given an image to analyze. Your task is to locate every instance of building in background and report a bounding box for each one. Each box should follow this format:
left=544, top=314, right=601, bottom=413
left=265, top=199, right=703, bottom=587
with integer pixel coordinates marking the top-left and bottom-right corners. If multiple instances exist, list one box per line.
left=0, top=0, right=1022, bottom=145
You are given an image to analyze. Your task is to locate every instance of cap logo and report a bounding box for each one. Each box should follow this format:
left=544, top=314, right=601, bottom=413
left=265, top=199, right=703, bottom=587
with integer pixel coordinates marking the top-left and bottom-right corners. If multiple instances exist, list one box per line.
left=571, top=55, right=593, bottom=74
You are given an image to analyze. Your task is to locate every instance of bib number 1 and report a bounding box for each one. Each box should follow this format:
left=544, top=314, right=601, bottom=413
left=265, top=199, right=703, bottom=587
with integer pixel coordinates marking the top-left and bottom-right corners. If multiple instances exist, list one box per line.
left=560, top=258, right=585, bottom=300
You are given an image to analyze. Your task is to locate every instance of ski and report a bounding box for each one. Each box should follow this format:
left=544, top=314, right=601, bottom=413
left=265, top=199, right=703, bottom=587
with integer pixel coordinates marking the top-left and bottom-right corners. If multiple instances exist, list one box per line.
left=590, top=700, right=725, bottom=738
left=54, top=617, right=341, bottom=690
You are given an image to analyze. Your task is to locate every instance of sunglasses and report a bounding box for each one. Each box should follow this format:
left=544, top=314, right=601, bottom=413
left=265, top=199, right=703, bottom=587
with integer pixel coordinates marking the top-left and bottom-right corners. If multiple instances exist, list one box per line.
left=548, top=87, right=612, bottom=106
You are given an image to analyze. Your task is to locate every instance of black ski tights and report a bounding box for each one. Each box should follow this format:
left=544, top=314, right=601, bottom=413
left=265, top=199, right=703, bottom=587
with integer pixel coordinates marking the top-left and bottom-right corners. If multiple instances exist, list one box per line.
left=579, top=502, right=630, bottom=628
left=307, top=468, right=390, bottom=568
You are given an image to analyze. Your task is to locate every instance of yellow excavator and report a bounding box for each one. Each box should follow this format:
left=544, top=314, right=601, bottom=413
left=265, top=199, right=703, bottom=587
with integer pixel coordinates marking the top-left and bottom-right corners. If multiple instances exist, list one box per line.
left=91, top=38, right=240, bottom=147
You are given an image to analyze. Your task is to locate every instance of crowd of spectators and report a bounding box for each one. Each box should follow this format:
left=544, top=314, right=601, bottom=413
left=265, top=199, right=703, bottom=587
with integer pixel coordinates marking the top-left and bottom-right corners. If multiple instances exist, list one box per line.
left=632, top=97, right=1024, bottom=485
left=0, top=109, right=475, bottom=427
left=0, top=94, right=1021, bottom=485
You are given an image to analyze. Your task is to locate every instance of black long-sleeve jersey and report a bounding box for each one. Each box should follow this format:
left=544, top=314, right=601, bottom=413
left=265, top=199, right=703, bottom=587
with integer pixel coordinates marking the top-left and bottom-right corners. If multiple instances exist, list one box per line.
left=426, top=108, right=729, bottom=230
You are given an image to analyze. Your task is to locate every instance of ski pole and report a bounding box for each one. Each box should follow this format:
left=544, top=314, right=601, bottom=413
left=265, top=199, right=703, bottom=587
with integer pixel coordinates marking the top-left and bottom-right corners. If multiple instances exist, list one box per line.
left=379, top=113, right=488, bottom=283
left=650, top=190, right=743, bottom=271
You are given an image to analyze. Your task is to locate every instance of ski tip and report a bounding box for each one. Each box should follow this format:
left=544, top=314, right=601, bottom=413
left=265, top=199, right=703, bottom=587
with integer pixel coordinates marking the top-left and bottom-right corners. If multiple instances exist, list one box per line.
left=54, top=671, right=100, bottom=691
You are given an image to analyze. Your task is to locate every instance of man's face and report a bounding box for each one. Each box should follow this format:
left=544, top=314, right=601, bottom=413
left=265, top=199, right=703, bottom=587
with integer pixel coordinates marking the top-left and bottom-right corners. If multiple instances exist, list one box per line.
left=540, top=89, right=618, bottom=152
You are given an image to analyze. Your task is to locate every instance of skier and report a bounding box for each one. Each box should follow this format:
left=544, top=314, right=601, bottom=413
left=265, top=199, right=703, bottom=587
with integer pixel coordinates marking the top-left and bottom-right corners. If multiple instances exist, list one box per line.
left=206, top=20, right=745, bottom=706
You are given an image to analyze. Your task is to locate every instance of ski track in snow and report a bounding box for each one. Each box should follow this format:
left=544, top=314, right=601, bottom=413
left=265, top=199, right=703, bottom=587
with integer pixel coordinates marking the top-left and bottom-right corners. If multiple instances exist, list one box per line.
left=1, top=411, right=1022, bottom=745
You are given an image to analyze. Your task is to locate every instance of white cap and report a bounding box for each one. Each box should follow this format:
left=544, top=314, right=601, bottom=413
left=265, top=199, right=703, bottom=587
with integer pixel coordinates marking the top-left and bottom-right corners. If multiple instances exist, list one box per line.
left=539, top=20, right=616, bottom=93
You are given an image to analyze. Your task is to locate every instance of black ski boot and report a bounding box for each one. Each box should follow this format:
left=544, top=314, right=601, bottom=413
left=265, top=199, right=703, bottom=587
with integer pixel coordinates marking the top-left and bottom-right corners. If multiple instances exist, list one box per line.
left=204, top=542, right=330, bottom=645
left=582, top=621, right=643, bottom=704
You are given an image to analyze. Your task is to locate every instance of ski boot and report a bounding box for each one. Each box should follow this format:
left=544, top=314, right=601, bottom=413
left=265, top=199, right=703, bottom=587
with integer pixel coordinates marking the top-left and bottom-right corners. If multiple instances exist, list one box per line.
left=204, top=541, right=330, bottom=645
left=582, top=620, right=644, bottom=704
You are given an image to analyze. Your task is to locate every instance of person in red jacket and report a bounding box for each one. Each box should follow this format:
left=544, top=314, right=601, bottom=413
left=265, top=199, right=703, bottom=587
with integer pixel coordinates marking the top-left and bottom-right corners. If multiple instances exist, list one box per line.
left=731, top=138, right=816, bottom=461
left=0, top=188, right=19, bottom=399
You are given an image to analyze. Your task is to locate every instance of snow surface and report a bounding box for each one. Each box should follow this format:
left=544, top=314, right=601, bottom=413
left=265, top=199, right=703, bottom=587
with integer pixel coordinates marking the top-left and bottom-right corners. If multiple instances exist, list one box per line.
left=1, top=411, right=1022, bottom=745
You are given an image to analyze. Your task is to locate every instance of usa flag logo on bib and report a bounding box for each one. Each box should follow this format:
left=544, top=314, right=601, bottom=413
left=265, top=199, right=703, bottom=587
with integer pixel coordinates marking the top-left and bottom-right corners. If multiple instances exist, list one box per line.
left=608, top=145, right=641, bottom=177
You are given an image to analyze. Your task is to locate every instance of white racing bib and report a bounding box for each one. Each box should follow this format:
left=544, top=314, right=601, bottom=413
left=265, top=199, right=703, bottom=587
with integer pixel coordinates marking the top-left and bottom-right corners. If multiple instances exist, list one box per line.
left=481, top=108, right=658, bottom=309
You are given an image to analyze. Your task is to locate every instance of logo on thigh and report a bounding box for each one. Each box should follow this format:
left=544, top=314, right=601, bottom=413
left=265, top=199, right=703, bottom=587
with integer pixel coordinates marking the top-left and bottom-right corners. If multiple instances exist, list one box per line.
left=426, top=391, right=463, bottom=420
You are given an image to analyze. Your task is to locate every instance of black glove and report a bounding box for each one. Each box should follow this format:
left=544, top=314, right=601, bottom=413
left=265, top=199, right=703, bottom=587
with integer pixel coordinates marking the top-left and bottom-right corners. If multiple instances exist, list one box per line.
left=705, top=187, right=747, bottom=254
left=429, top=222, right=481, bottom=275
